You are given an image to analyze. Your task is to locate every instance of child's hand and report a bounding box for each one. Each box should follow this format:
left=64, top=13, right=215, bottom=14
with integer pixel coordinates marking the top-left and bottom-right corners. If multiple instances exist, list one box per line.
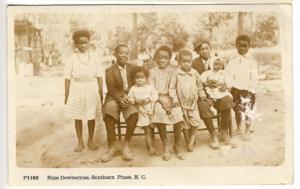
left=120, top=96, right=130, bottom=108
left=166, top=102, right=172, bottom=112
left=136, top=98, right=151, bottom=105
left=207, top=80, right=219, bottom=88
left=160, top=100, right=171, bottom=114
left=218, top=84, right=227, bottom=92
left=158, top=96, right=172, bottom=113
left=64, top=95, right=68, bottom=105
left=98, top=91, right=103, bottom=103
left=201, top=97, right=213, bottom=106
left=127, top=97, right=135, bottom=104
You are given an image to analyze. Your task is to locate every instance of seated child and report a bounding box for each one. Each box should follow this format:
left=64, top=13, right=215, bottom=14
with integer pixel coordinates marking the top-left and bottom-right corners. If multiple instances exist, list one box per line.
left=200, top=57, right=232, bottom=102
left=169, top=49, right=207, bottom=152
left=127, top=66, right=159, bottom=155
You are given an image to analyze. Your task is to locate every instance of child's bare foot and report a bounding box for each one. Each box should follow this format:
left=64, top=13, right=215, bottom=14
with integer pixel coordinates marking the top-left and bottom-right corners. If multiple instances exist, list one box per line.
left=87, top=141, right=99, bottom=151
left=224, top=136, right=239, bottom=148
left=176, top=152, right=185, bottom=160
left=231, top=142, right=239, bottom=149
left=187, top=136, right=195, bottom=152
left=187, top=143, right=194, bottom=152
left=209, top=132, right=220, bottom=150
left=173, top=146, right=185, bottom=160
left=162, top=142, right=170, bottom=161
left=232, top=129, right=243, bottom=136
left=162, top=152, right=170, bottom=161
left=148, top=147, right=159, bottom=156
left=242, top=133, right=251, bottom=141
left=74, top=142, right=85, bottom=152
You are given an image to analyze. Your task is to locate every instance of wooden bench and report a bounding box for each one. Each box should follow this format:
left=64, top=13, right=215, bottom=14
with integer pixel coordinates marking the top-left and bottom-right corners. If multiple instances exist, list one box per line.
left=115, top=111, right=231, bottom=140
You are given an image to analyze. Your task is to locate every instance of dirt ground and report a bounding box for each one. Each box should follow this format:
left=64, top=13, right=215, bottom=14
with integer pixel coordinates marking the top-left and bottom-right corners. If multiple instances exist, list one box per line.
left=15, top=77, right=285, bottom=168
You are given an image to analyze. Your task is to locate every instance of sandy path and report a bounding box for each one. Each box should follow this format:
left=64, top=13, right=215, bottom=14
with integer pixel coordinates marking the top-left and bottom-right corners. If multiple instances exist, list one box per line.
left=15, top=77, right=284, bottom=167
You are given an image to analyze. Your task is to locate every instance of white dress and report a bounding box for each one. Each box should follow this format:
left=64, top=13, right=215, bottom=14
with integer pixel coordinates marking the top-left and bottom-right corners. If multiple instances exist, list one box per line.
left=200, top=70, right=232, bottom=100
left=128, top=84, right=159, bottom=127
left=149, top=66, right=184, bottom=125
left=64, top=51, right=103, bottom=120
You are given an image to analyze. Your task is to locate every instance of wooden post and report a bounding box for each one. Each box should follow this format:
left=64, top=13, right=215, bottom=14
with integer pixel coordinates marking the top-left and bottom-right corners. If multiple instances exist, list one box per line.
left=238, top=12, right=246, bottom=35
left=130, top=13, right=138, bottom=61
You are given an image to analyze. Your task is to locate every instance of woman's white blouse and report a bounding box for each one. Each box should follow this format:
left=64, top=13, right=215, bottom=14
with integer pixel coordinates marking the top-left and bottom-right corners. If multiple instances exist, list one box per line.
left=64, top=51, right=103, bottom=80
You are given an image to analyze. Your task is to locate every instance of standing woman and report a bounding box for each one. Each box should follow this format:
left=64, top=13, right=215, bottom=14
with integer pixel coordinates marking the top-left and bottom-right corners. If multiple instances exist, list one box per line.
left=64, top=30, right=103, bottom=152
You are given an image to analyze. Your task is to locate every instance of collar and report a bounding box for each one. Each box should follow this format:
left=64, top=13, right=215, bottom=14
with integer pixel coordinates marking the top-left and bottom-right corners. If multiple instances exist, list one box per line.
left=201, top=58, right=209, bottom=63
left=118, top=64, right=127, bottom=71
left=75, top=48, right=89, bottom=54
left=241, top=53, right=252, bottom=58
left=237, top=52, right=253, bottom=59
left=178, top=68, right=194, bottom=76
left=157, top=65, right=171, bottom=72
left=135, top=84, right=148, bottom=87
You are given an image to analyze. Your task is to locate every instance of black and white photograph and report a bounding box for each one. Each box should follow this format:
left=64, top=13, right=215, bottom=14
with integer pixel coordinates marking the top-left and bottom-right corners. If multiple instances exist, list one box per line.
left=7, top=3, right=293, bottom=185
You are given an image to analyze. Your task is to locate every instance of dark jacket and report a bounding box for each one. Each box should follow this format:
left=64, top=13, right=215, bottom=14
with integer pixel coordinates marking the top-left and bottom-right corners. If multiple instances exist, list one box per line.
left=104, top=63, right=136, bottom=104
left=192, top=57, right=206, bottom=75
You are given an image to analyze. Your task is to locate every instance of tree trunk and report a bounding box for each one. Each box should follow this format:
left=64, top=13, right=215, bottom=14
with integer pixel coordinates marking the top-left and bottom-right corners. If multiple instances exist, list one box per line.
left=130, top=13, right=138, bottom=61
left=238, top=12, right=246, bottom=35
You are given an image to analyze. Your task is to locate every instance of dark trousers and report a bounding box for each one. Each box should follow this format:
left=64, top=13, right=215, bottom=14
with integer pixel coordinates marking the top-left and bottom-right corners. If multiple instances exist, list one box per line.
left=103, top=113, right=138, bottom=147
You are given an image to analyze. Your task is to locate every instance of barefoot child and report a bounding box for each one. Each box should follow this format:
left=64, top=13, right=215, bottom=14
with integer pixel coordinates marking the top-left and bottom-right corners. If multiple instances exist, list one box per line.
left=64, top=30, right=103, bottom=152
left=225, top=35, right=258, bottom=141
left=127, top=67, right=159, bottom=155
left=149, top=45, right=186, bottom=161
left=169, top=49, right=207, bottom=152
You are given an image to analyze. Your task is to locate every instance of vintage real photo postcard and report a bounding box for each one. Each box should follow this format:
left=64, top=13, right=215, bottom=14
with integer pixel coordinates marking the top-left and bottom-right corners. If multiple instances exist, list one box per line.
left=7, top=2, right=293, bottom=186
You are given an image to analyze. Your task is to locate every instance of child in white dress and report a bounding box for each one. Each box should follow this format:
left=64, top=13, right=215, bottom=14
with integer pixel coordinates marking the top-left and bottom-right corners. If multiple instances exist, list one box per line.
left=127, top=67, right=159, bottom=155
left=200, top=57, right=232, bottom=101
left=64, top=30, right=103, bottom=152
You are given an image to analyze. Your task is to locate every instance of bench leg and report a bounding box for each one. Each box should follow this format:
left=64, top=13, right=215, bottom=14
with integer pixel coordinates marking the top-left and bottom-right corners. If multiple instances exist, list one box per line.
left=229, top=116, right=233, bottom=137
left=217, top=112, right=221, bottom=133
left=117, top=120, right=122, bottom=140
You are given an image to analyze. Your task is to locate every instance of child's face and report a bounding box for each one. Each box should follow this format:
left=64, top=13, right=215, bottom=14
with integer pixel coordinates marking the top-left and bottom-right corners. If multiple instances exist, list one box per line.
left=156, top=50, right=170, bottom=69
left=135, top=72, right=147, bottom=86
left=76, top=37, right=90, bottom=53
left=115, top=46, right=129, bottom=66
left=236, top=40, right=250, bottom=55
left=213, top=59, right=223, bottom=71
left=179, top=55, right=193, bottom=72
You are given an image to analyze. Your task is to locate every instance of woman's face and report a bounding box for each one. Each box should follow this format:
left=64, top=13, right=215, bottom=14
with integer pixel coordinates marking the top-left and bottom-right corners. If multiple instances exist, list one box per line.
left=156, top=50, right=170, bottom=69
left=75, top=36, right=90, bottom=53
left=196, top=42, right=211, bottom=60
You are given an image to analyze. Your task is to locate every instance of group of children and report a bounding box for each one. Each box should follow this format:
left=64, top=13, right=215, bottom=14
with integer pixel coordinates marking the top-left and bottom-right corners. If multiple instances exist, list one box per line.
left=126, top=35, right=258, bottom=160
left=65, top=31, right=258, bottom=161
